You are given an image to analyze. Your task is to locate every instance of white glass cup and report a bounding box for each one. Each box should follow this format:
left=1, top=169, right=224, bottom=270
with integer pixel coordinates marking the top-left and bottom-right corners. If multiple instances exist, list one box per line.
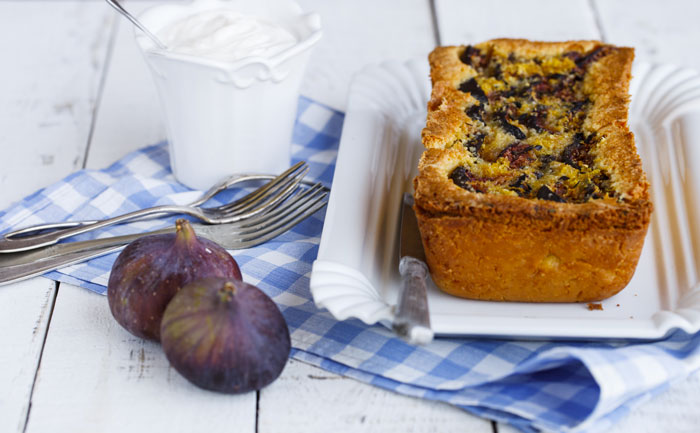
left=136, top=0, right=321, bottom=190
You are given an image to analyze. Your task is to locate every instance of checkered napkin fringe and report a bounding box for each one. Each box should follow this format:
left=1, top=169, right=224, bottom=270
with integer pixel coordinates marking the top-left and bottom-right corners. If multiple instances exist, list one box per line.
left=2, top=97, right=699, bottom=433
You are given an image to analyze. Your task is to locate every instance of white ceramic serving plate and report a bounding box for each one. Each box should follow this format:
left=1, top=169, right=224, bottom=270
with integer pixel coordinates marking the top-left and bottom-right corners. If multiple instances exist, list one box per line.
left=310, top=59, right=700, bottom=340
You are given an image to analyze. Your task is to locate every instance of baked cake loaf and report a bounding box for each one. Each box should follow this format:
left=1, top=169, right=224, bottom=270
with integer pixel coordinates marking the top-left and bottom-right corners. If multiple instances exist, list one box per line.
left=414, top=39, right=652, bottom=302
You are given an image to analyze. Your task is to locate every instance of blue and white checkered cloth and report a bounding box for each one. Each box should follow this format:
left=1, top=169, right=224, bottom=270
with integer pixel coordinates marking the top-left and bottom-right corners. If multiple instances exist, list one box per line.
left=1, top=96, right=699, bottom=433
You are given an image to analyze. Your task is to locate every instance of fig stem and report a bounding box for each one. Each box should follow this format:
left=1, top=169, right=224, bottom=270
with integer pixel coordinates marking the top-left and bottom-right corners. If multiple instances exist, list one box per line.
left=219, top=281, right=237, bottom=302
left=223, top=281, right=236, bottom=294
left=175, top=219, right=197, bottom=245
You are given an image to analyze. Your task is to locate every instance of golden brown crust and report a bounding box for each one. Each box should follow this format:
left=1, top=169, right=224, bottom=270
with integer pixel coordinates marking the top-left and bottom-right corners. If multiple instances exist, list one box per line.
left=415, top=39, right=652, bottom=303
left=415, top=204, right=647, bottom=302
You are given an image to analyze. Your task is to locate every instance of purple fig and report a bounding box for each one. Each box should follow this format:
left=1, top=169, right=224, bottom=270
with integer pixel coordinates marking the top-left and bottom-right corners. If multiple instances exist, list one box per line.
left=160, top=277, right=291, bottom=394
left=107, top=219, right=241, bottom=341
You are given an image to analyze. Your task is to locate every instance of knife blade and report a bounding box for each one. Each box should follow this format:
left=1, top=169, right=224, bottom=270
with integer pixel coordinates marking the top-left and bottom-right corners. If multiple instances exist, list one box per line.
left=0, top=192, right=328, bottom=286
left=0, top=244, right=123, bottom=286
left=0, top=227, right=174, bottom=286
left=392, top=193, right=433, bottom=345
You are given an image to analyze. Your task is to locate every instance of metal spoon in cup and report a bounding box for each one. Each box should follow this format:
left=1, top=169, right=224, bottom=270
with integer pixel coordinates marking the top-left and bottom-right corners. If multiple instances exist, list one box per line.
left=105, top=0, right=168, bottom=50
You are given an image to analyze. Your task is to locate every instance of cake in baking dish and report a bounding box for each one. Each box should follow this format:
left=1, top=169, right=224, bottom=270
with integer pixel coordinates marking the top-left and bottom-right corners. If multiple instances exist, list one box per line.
left=414, top=39, right=652, bottom=302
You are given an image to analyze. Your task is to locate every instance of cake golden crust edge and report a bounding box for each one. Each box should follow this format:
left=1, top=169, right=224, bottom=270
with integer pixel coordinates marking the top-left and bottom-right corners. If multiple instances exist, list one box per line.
left=414, top=39, right=652, bottom=303
left=414, top=203, right=648, bottom=302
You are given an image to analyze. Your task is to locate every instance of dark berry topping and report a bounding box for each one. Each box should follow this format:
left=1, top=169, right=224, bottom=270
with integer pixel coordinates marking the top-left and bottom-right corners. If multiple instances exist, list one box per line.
left=464, top=133, right=486, bottom=154
left=465, top=104, right=484, bottom=123
left=496, top=112, right=526, bottom=140
left=449, top=166, right=475, bottom=191
left=536, top=186, right=566, bottom=203
left=498, top=142, right=535, bottom=168
left=459, top=78, right=488, bottom=104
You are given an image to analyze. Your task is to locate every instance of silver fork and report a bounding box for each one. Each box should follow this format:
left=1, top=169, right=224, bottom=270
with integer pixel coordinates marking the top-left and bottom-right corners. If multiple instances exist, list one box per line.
left=0, top=184, right=329, bottom=286
left=0, top=162, right=310, bottom=253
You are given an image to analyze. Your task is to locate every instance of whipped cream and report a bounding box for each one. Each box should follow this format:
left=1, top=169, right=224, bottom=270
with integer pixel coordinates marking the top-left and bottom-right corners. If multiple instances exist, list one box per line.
left=158, top=9, right=297, bottom=63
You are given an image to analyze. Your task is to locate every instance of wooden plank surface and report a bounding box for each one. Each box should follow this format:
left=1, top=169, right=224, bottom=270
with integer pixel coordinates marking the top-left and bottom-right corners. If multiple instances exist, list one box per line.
left=594, top=2, right=700, bottom=431
left=0, top=1, right=113, bottom=209
left=594, top=0, right=700, bottom=72
left=25, top=283, right=257, bottom=433
left=22, top=2, right=254, bottom=432
left=435, top=0, right=599, bottom=45
left=85, top=1, right=170, bottom=169
left=0, top=279, right=55, bottom=433
left=87, top=0, right=439, bottom=169
left=261, top=0, right=490, bottom=431
left=0, top=2, right=113, bottom=432
left=436, top=0, right=700, bottom=431
left=259, top=359, right=492, bottom=433
left=297, top=0, right=437, bottom=111
left=1, top=1, right=699, bottom=432
left=85, top=0, right=490, bottom=431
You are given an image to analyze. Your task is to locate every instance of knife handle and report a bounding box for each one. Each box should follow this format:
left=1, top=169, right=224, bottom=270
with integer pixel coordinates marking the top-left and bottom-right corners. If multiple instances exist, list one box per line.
left=393, top=256, right=433, bottom=345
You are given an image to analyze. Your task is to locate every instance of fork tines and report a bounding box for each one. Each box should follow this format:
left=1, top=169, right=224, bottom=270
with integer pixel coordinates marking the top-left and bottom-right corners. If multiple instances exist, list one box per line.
left=228, top=182, right=327, bottom=233
left=200, top=182, right=329, bottom=249
left=219, top=161, right=309, bottom=214
left=207, top=161, right=311, bottom=224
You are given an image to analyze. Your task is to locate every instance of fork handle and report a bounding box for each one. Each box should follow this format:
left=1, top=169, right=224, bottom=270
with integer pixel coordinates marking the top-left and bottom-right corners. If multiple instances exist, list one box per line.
left=0, top=204, right=194, bottom=253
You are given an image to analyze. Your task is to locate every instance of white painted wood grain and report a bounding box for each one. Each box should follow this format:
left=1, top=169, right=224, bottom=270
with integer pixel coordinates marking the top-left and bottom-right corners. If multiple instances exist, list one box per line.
left=23, top=2, right=256, bottom=430
left=0, top=1, right=114, bottom=209
left=296, top=0, right=437, bottom=110
left=258, top=2, right=489, bottom=431
left=0, top=3, right=112, bottom=432
left=5, top=2, right=698, bottom=433
left=435, top=0, right=700, bottom=431
left=594, top=0, right=700, bottom=72
left=87, top=0, right=437, bottom=168
left=24, top=283, right=257, bottom=433
left=589, top=1, right=700, bottom=431
left=435, top=0, right=599, bottom=45
left=85, top=1, right=172, bottom=169
left=87, top=0, right=488, bottom=429
left=0, top=279, right=56, bottom=433
left=258, top=359, right=493, bottom=433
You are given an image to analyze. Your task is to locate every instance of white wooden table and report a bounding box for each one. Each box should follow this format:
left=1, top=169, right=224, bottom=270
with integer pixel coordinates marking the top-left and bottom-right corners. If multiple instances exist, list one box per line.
left=2, top=1, right=700, bottom=432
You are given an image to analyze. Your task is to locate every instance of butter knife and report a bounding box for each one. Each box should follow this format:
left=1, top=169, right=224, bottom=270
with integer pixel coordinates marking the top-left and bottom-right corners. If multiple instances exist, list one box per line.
left=0, top=228, right=171, bottom=286
left=392, top=193, right=433, bottom=345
